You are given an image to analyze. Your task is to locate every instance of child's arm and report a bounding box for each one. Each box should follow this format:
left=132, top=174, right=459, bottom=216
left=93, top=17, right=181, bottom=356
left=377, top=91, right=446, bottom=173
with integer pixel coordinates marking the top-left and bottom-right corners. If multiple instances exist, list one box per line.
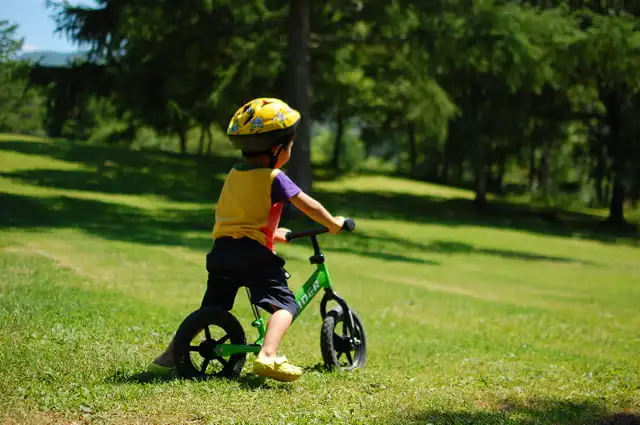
left=290, top=192, right=345, bottom=234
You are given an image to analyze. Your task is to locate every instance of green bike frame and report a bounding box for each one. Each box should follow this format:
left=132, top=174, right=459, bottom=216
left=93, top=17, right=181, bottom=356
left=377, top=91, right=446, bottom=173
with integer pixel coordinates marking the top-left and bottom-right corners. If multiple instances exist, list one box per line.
left=214, top=245, right=335, bottom=358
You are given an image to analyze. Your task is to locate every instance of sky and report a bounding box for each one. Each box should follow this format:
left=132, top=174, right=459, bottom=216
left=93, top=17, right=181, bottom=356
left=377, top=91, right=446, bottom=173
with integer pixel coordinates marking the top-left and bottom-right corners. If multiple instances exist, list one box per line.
left=2, top=0, right=97, bottom=52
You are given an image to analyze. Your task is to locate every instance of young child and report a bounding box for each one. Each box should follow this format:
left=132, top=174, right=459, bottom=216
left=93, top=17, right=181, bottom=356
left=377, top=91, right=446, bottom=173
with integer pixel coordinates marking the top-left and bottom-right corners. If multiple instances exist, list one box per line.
left=149, top=98, right=345, bottom=382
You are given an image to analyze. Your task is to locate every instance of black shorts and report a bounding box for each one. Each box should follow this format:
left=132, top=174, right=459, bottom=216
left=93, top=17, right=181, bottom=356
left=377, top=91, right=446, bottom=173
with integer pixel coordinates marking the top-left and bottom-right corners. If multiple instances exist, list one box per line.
left=200, top=237, right=299, bottom=317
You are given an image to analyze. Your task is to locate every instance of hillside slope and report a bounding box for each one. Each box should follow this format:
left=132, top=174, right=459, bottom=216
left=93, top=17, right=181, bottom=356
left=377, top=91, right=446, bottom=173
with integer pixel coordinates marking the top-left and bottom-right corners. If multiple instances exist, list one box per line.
left=1, top=134, right=639, bottom=424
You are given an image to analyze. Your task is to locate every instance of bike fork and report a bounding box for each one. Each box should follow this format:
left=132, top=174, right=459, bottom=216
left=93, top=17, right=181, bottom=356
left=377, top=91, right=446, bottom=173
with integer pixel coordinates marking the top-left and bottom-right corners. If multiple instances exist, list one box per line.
left=321, top=289, right=357, bottom=335
left=246, top=288, right=266, bottom=346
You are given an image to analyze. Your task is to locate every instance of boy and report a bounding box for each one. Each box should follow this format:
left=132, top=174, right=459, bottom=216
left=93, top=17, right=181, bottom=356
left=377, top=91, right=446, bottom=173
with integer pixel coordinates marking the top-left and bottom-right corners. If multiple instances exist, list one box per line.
left=149, top=98, right=346, bottom=382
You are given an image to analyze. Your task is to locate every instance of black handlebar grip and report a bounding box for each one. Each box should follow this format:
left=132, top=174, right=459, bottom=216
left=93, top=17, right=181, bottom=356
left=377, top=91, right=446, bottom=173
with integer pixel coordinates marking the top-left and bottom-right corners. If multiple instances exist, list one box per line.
left=342, top=218, right=356, bottom=232
left=285, top=218, right=356, bottom=241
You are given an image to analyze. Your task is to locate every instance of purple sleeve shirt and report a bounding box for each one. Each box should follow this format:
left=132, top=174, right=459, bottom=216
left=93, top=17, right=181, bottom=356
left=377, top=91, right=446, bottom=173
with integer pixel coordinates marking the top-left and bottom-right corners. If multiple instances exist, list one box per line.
left=271, top=171, right=302, bottom=204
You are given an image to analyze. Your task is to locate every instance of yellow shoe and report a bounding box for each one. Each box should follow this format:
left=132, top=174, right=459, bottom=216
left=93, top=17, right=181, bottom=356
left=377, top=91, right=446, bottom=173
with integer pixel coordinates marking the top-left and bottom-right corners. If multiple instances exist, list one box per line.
left=252, top=355, right=303, bottom=382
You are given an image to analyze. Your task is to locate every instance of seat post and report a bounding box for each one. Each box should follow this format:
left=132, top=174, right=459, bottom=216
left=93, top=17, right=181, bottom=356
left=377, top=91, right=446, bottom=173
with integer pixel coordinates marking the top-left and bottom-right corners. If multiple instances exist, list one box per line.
left=246, top=287, right=261, bottom=320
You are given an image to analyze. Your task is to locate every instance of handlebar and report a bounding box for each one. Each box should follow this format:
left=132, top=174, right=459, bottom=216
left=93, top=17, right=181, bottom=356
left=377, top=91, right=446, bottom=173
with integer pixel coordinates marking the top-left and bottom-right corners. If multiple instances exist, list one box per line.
left=285, top=218, right=356, bottom=242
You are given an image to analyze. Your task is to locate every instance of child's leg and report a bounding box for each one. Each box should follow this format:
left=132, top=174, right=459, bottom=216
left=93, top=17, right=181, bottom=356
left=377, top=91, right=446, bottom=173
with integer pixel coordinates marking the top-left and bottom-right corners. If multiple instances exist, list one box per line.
left=258, top=308, right=293, bottom=358
left=250, top=274, right=302, bottom=381
left=148, top=257, right=237, bottom=372
left=252, top=306, right=302, bottom=382
left=152, top=337, right=175, bottom=367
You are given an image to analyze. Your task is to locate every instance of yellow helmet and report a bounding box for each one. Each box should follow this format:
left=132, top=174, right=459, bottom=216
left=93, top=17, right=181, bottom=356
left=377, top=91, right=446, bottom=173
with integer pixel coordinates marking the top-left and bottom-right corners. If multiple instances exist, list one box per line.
left=226, top=98, right=301, bottom=153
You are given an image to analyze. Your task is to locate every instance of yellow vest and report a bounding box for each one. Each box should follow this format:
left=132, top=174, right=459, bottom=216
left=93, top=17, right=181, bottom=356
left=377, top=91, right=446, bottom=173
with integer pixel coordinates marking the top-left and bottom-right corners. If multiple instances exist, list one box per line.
left=212, top=164, right=284, bottom=251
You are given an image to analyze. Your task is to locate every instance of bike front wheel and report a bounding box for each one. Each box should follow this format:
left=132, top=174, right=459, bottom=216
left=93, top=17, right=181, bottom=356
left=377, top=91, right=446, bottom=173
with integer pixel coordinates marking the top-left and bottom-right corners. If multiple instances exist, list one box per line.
left=320, top=306, right=367, bottom=371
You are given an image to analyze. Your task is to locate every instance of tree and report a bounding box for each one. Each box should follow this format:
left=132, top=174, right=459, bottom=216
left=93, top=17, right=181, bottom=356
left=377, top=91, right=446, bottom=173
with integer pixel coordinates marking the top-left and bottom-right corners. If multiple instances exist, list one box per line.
left=570, top=13, right=640, bottom=225
left=49, top=0, right=285, bottom=154
left=422, top=2, right=576, bottom=206
left=0, top=21, right=45, bottom=135
left=284, top=0, right=312, bottom=192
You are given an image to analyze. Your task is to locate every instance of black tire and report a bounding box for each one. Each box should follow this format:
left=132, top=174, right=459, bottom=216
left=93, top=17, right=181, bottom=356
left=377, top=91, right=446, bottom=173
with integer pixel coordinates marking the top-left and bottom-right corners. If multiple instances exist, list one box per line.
left=320, top=306, right=367, bottom=371
left=172, top=306, right=246, bottom=380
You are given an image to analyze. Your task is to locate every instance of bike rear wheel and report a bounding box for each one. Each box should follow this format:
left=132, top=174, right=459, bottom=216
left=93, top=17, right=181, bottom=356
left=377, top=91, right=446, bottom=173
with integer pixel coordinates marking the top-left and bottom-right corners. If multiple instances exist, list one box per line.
left=173, top=306, right=246, bottom=380
left=320, top=306, right=366, bottom=371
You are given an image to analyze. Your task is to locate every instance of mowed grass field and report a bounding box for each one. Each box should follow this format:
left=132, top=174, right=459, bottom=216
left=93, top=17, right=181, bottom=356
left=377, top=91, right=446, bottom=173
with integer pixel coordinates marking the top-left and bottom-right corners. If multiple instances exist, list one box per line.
left=0, top=134, right=639, bottom=425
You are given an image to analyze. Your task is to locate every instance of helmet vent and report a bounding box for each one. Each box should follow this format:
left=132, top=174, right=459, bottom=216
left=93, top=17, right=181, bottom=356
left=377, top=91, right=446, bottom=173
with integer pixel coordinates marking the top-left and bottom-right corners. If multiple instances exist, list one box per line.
left=241, top=105, right=256, bottom=126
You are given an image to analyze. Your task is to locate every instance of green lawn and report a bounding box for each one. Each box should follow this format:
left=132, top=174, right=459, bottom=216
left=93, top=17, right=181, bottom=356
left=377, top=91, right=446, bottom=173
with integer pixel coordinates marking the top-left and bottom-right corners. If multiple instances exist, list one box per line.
left=1, top=134, right=639, bottom=425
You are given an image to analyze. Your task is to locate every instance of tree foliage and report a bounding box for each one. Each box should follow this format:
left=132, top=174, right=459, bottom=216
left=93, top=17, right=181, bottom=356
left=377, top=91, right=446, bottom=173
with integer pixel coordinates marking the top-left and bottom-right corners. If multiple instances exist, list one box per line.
left=3, top=0, right=639, bottom=226
left=0, top=21, right=44, bottom=135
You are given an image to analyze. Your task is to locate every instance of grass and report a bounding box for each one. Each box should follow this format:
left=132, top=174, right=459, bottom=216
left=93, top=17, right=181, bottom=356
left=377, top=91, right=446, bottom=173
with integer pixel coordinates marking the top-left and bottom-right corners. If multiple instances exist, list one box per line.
left=0, top=134, right=639, bottom=425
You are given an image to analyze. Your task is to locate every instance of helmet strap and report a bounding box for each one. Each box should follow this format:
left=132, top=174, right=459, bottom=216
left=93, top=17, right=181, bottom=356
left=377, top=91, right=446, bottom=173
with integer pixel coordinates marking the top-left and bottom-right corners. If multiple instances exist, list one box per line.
left=269, top=144, right=285, bottom=168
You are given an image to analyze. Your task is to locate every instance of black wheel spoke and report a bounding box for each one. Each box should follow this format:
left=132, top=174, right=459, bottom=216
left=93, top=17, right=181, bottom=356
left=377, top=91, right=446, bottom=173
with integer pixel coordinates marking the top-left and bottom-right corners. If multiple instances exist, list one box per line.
left=204, top=326, right=212, bottom=341
left=189, top=345, right=199, bottom=352
left=201, top=358, right=210, bottom=373
left=334, top=333, right=351, bottom=353
left=216, top=334, right=230, bottom=344
left=345, top=350, right=354, bottom=364
left=215, top=356, right=229, bottom=367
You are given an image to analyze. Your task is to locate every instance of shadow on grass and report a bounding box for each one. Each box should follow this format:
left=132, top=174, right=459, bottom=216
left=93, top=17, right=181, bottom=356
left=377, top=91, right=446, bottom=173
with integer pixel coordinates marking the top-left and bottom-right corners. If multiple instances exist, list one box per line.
left=324, top=248, right=440, bottom=264
left=0, top=192, right=439, bottom=266
left=107, top=370, right=179, bottom=384
left=1, top=138, right=638, bottom=249
left=0, top=139, right=234, bottom=202
left=0, top=192, right=602, bottom=267
left=0, top=192, right=215, bottom=251
left=284, top=221, right=591, bottom=265
left=313, top=188, right=639, bottom=247
left=341, top=232, right=595, bottom=265
left=106, top=369, right=290, bottom=391
left=390, top=398, right=640, bottom=425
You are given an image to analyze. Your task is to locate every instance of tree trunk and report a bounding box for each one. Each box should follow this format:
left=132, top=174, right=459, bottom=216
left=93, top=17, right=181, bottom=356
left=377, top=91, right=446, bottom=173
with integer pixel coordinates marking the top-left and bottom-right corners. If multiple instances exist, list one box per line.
left=46, top=99, right=65, bottom=138
left=603, top=91, right=626, bottom=225
left=441, top=149, right=450, bottom=182
left=205, top=126, right=213, bottom=156
left=454, top=164, right=463, bottom=184
left=178, top=129, right=188, bottom=155
left=528, top=142, right=537, bottom=192
left=471, top=82, right=487, bottom=207
left=408, top=122, right=417, bottom=176
left=330, top=111, right=344, bottom=171
left=630, top=181, right=639, bottom=209
left=594, top=143, right=605, bottom=206
left=607, top=174, right=626, bottom=226
left=440, top=127, right=454, bottom=183
left=496, top=152, right=506, bottom=195
left=198, top=125, right=206, bottom=155
left=540, top=138, right=551, bottom=204
left=361, top=126, right=375, bottom=158
left=474, top=137, right=487, bottom=207
left=474, top=164, right=487, bottom=207
left=285, top=0, right=312, bottom=193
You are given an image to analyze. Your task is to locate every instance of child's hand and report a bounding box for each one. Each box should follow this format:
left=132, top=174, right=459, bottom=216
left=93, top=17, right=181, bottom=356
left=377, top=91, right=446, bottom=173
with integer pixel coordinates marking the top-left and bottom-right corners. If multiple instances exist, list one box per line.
left=328, top=216, right=345, bottom=234
left=274, top=227, right=291, bottom=243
